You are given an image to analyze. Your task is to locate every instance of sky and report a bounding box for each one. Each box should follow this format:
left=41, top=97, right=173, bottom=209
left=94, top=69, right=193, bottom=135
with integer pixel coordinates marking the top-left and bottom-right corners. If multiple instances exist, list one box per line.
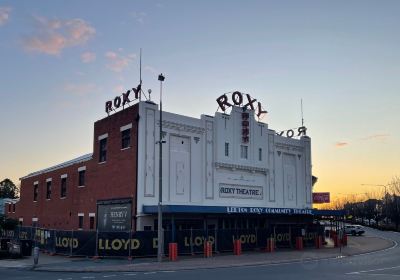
left=0, top=0, right=399, bottom=201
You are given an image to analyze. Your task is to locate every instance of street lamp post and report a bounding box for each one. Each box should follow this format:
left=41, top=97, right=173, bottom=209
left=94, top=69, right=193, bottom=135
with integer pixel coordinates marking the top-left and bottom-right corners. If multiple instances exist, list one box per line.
left=157, top=73, right=165, bottom=262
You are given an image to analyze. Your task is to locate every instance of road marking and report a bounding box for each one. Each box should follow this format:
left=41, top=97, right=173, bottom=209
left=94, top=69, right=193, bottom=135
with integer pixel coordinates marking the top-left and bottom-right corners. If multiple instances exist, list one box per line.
left=346, top=265, right=400, bottom=275
left=123, top=273, right=136, bottom=276
left=364, top=273, right=400, bottom=277
left=82, top=277, right=95, bottom=279
left=103, top=275, right=117, bottom=278
left=161, top=271, right=176, bottom=273
left=144, top=272, right=156, bottom=275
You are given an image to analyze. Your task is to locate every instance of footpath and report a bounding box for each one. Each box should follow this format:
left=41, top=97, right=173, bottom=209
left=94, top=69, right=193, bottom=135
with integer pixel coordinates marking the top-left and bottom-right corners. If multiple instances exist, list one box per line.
left=0, top=235, right=394, bottom=273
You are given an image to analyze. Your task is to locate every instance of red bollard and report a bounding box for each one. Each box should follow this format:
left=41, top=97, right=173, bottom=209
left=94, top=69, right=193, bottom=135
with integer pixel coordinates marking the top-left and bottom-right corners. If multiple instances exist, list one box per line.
left=204, top=241, right=212, bottom=258
left=266, top=238, right=275, bottom=253
left=295, top=237, right=303, bottom=250
left=169, top=243, right=178, bottom=261
left=233, top=239, right=242, bottom=255
left=315, top=236, right=322, bottom=249
left=333, top=234, right=338, bottom=247
left=342, top=234, right=347, bottom=246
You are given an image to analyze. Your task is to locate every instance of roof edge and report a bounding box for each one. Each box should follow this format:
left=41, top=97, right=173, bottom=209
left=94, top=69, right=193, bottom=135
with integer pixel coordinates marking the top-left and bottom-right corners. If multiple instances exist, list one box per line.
left=20, top=153, right=93, bottom=181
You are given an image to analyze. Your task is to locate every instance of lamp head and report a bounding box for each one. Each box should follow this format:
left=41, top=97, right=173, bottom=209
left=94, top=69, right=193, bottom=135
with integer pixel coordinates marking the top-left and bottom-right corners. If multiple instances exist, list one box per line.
left=158, top=73, right=165, bottom=82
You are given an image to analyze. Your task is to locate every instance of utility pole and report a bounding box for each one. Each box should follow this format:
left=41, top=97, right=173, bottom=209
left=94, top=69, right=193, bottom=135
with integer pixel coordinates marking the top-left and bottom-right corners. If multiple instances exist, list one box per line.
left=157, top=73, right=165, bottom=262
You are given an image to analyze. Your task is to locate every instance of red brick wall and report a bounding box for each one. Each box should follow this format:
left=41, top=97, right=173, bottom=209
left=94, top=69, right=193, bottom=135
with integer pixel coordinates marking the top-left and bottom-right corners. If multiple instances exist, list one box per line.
left=9, top=104, right=139, bottom=231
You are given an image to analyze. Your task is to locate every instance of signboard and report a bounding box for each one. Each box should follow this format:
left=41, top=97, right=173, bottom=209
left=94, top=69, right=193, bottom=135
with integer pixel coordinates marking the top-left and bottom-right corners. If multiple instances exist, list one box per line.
left=105, top=84, right=141, bottom=115
left=276, top=126, right=307, bottom=138
left=216, top=91, right=267, bottom=118
left=97, top=199, right=132, bottom=232
left=226, top=206, right=313, bottom=215
left=312, top=192, right=330, bottom=204
left=219, top=184, right=263, bottom=200
left=242, top=112, right=250, bottom=143
left=142, top=205, right=315, bottom=215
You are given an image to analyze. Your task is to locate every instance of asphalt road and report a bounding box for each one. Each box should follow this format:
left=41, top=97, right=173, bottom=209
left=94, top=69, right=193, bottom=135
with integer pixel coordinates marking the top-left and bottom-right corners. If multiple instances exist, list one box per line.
left=1, top=227, right=399, bottom=280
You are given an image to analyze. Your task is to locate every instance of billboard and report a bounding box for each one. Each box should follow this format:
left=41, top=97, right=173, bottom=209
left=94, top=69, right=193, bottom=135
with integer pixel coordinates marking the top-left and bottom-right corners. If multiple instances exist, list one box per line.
left=97, top=199, right=132, bottom=231
left=312, top=192, right=330, bottom=204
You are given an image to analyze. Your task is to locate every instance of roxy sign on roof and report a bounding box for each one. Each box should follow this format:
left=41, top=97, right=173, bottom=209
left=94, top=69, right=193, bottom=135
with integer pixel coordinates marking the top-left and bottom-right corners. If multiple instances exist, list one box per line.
left=216, top=91, right=267, bottom=117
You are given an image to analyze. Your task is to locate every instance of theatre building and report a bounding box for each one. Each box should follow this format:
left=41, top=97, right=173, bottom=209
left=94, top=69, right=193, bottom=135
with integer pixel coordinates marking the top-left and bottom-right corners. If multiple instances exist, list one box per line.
left=9, top=91, right=313, bottom=233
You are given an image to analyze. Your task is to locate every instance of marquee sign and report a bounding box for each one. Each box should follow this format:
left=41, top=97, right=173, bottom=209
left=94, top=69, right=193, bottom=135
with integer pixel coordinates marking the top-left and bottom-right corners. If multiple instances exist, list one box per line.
left=216, top=91, right=267, bottom=117
left=241, top=112, right=250, bottom=143
left=105, top=84, right=141, bottom=115
left=142, top=205, right=314, bottom=215
left=219, top=184, right=263, bottom=200
left=226, top=206, right=313, bottom=215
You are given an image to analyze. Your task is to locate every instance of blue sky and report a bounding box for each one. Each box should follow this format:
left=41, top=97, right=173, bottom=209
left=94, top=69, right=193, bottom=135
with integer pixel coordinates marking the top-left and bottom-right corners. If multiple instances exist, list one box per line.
left=1, top=0, right=399, bottom=198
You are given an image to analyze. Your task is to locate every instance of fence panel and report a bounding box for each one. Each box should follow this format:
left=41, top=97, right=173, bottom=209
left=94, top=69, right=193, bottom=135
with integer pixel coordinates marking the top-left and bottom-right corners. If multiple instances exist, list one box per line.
left=2, top=224, right=323, bottom=257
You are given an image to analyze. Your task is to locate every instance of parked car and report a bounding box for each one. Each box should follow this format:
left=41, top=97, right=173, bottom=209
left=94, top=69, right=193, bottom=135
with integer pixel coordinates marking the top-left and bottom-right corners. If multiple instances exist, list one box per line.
left=345, top=225, right=365, bottom=236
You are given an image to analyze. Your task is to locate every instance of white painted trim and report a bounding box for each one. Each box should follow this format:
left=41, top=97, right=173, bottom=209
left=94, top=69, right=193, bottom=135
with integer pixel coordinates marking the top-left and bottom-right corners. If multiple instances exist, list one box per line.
left=19, top=218, right=23, bottom=222
left=78, top=213, right=84, bottom=216
left=78, top=185, right=85, bottom=188
left=61, top=174, right=67, bottom=179
left=89, top=213, right=96, bottom=217
left=78, top=166, right=86, bottom=172
left=20, top=153, right=92, bottom=180
left=34, top=181, right=39, bottom=185
left=32, top=217, right=38, bottom=222
left=120, top=123, right=132, bottom=131
left=121, top=147, right=131, bottom=151
left=46, top=178, right=52, bottom=182
left=98, top=133, right=108, bottom=141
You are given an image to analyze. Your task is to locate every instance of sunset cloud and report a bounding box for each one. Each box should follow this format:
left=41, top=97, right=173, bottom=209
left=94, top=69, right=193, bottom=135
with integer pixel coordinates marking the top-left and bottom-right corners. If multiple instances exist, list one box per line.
left=0, top=7, right=11, bottom=26
left=81, top=51, right=96, bottom=63
left=105, top=51, right=135, bottom=72
left=24, top=16, right=95, bottom=55
left=335, top=142, right=348, bottom=148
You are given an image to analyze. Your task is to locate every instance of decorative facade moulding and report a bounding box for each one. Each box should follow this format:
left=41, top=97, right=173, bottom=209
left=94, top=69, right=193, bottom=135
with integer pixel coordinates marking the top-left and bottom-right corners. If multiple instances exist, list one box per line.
left=157, top=120, right=205, bottom=135
left=214, top=162, right=268, bottom=175
left=275, top=143, right=304, bottom=153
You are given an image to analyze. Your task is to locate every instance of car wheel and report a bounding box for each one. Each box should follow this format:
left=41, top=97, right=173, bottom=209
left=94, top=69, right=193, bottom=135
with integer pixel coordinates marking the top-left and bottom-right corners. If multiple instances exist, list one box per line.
left=352, top=231, right=356, bottom=236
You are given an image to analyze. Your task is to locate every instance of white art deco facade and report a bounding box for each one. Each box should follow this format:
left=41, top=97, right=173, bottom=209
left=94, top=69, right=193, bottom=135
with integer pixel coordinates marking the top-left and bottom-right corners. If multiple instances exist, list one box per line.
left=135, top=98, right=312, bottom=231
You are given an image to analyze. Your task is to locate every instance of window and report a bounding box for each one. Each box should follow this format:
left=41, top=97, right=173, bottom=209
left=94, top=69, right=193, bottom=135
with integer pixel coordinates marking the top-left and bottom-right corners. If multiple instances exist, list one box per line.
left=8, top=204, right=11, bottom=213
left=33, top=183, right=38, bottom=201
left=46, top=181, right=52, bottom=199
left=224, top=142, right=229, bottom=157
left=12, top=204, right=15, bottom=213
left=240, top=145, right=248, bottom=159
left=32, top=218, right=38, bottom=228
left=121, top=128, right=131, bottom=149
left=144, top=225, right=152, bottom=231
left=61, top=177, right=67, bottom=198
left=78, top=214, right=84, bottom=229
left=99, top=138, right=107, bottom=162
left=258, top=148, right=262, bottom=161
left=89, top=216, right=95, bottom=230
left=78, top=170, right=85, bottom=187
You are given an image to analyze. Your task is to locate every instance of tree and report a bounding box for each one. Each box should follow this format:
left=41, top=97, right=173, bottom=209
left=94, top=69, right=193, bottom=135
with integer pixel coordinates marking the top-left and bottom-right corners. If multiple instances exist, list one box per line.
left=388, top=176, right=400, bottom=230
left=0, top=178, right=18, bottom=198
left=0, top=214, right=18, bottom=230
